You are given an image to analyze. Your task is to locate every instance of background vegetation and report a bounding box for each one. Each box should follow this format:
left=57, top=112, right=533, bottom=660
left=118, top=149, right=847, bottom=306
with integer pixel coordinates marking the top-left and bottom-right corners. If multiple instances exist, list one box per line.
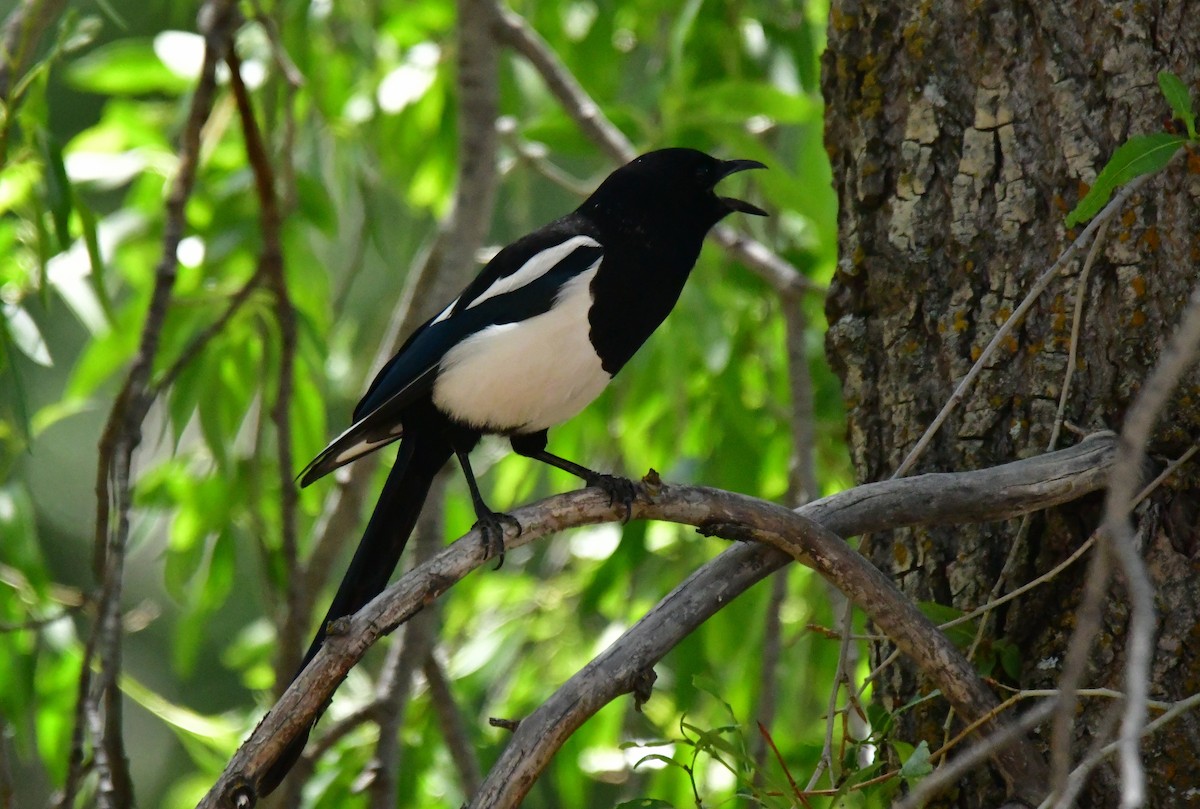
left=1, top=0, right=857, bottom=806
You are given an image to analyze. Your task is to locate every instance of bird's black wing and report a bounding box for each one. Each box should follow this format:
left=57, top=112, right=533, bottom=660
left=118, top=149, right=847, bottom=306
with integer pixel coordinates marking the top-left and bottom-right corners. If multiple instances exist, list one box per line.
left=298, top=220, right=603, bottom=486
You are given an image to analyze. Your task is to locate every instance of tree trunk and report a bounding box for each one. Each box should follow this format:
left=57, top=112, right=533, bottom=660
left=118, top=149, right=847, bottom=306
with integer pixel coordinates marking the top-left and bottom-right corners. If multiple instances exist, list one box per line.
left=822, top=1, right=1200, bottom=805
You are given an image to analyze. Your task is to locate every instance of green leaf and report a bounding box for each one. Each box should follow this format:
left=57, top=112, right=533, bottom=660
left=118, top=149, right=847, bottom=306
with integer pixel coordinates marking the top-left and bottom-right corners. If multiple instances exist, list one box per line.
left=1065, top=133, right=1187, bottom=227
left=691, top=674, right=738, bottom=722
left=31, top=398, right=93, bottom=438
left=997, top=638, right=1022, bottom=680
left=0, top=324, right=32, bottom=443
left=91, top=0, right=129, bottom=32
left=118, top=671, right=241, bottom=744
left=0, top=161, right=40, bottom=215
left=295, top=173, right=337, bottom=234
left=687, top=82, right=819, bottom=126
left=165, top=510, right=207, bottom=597
left=631, top=753, right=685, bottom=773
left=2, top=304, right=53, bottom=366
left=832, top=760, right=885, bottom=800
left=680, top=721, right=742, bottom=760
left=74, top=200, right=114, bottom=323
left=39, top=133, right=73, bottom=251
left=172, top=604, right=210, bottom=675
left=896, top=688, right=943, bottom=716
left=0, top=485, right=46, bottom=588
left=865, top=702, right=895, bottom=740
left=1157, top=71, right=1197, bottom=139
left=199, top=529, right=237, bottom=610
left=918, top=600, right=977, bottom=649
left=289, top=358, right=327, bottom=463
left=64, top=309, right=139, bottom=400
left=898, top=739, right=933, bottom=782
left=66, top=39, right=193, bottom=96
left=34, top=646, right=83, bottom=782
left=6, top=21, right=60, bottom=107
left=61, top=14, right=104, bottom=53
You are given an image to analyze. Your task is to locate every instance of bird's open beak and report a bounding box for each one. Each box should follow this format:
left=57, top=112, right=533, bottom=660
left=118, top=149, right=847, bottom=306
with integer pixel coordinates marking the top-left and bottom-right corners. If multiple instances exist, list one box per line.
left=716, top=159, right=768, bottom=216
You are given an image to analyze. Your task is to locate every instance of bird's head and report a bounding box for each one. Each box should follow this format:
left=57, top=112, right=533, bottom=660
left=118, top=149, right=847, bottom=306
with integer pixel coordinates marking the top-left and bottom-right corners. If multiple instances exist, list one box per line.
left=580, top=148, right=768, bottom=236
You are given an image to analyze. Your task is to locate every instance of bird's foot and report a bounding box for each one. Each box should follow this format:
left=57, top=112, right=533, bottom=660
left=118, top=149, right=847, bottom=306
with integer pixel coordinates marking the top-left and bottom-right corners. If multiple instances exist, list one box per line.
left=583, top=473, right=637, bottom=522
left=473, top=508, right=521, bottom=569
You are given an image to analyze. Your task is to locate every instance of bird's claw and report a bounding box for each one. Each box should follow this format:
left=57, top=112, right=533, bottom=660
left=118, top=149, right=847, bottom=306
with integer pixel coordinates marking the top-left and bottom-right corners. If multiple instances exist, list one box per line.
left=474, top=509, right=520, bottom=569
left=585, top=473, right=637, bottom=522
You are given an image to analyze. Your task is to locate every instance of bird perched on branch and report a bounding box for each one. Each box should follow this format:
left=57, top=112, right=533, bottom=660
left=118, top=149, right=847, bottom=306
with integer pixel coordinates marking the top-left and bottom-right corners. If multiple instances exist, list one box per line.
left=260, top=147, right=767, bottom=794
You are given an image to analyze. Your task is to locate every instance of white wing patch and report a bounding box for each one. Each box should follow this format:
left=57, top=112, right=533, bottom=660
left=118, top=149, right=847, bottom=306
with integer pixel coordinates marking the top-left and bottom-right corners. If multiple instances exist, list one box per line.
left=462, top=235, right=602, bottom=312
left=332, top=435, right=394, bottom=465
left=430, top=299, right=457, bottom=325
left=322, top=419, right=405, bottom=465
left=432, top=260, right=611, bottom=432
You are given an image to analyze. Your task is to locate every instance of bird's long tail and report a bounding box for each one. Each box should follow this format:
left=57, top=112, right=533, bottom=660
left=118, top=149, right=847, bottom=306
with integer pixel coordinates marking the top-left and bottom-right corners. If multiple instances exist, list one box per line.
left=260, top=433, right=452, bottom=796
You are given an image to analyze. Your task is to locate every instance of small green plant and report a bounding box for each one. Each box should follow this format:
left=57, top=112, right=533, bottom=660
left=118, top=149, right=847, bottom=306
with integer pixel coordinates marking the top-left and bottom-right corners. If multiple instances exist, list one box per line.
left=1065, top=71, right=1196, bottom=227
left=618, top=677, right=934, bottom=808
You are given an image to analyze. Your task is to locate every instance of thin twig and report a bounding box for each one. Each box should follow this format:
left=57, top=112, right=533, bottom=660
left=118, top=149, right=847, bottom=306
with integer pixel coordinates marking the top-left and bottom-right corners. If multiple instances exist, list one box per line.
left=363, top=614, right=420, bottom=806
left=66, top=5, right=240, bottom=807
left=709, top=225, right=821, bottom=296
left=1048, top=218, right=1109, bottom=450
left=752, top=573, right=788, bottom=784
left=301, top=703, right=379, bottom=767
left=706, top=684, right=1180, bottom=805
left=226, top=45, right=303, bottom=686
left=758, top=288, right=819, bottom=783
left=465, top=485, right=1051, bottom=808
left=892, top=163, right=1171, bottom=803
left=894, top=173, right=1154, bottom=478
left=200, top=434, right=1116, bottom=807
left=424, top=652, right=484, bottom=795
left=852, top=434, right=1136, bottom=702
left=895, top=700, right=1057, bottom=809
left=1047, top=704, right=1123, bottom=809
left=947, top=217, right=1111, bottom=731
left=364, top=474, right=446, bottom=808
left=1001, top=687, right=1169, bottom=710
left=1049, top=445, right=1197, bottom=799
left=486, top=0, right=818, bottom=297
left=941, top=512, right=1036, bottom=748
left=806, top=596, right=853, bottom=790
left=851, top=429, right=1178, bottom=710
left=1103, top=272, right=1200, bottom=807
left=757, top=722, right=812, bottom=807
left=941, top=444, right=1195, bottom=640
left=499, top=123, right=594, bottom=196
left=1043, top=691, right=1200, bottom=809
left=1051, top=528, right=1114, bottom=799
left=150, top=276, right=264, bottom=397
left=487, top=1, right=630, bottom=163
left=247, top=0, right=303, bottom=212
left=297, top=0, right=501, bottom=662
left=0, top=0, right=68, bottom=164
left=0, top=606, right=80, bottom=632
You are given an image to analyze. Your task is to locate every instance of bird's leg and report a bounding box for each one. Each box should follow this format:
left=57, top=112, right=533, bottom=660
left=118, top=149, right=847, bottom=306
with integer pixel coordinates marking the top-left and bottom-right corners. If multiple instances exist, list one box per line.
left=510, top=432, right=636, bottom=522
left=454, top=449, right=519, bottom=567
left=530, top=449, right=638, bottom=521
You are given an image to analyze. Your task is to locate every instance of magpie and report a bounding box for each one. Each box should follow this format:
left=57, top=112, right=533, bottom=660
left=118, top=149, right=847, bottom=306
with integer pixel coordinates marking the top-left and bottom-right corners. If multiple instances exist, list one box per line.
left=259, top=147, right=766, bottom=794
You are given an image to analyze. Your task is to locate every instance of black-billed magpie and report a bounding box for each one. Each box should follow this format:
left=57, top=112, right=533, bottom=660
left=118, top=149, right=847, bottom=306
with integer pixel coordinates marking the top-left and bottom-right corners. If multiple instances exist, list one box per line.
left=260, top=148, right=766, bottom=794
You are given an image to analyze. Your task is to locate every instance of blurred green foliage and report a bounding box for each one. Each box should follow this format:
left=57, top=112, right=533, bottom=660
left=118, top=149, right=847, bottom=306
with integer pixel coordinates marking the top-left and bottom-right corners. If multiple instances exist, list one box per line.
left=0, top=0, right=886, bottom=806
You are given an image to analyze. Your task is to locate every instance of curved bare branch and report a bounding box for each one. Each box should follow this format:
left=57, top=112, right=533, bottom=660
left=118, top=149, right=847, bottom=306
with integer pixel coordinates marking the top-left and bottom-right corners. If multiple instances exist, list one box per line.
left=199, top=432, right=1115, bottom=808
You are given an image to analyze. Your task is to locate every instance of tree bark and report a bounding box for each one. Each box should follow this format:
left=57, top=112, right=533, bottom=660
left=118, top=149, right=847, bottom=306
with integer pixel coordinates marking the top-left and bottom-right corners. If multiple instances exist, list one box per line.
left=822, top=1, right=1200, bottom=806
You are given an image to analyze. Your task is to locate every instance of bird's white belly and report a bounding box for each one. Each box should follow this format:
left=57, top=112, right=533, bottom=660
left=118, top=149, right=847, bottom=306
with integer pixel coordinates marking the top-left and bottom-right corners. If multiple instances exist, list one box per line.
left=432, top=269, right=612, bottom=432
